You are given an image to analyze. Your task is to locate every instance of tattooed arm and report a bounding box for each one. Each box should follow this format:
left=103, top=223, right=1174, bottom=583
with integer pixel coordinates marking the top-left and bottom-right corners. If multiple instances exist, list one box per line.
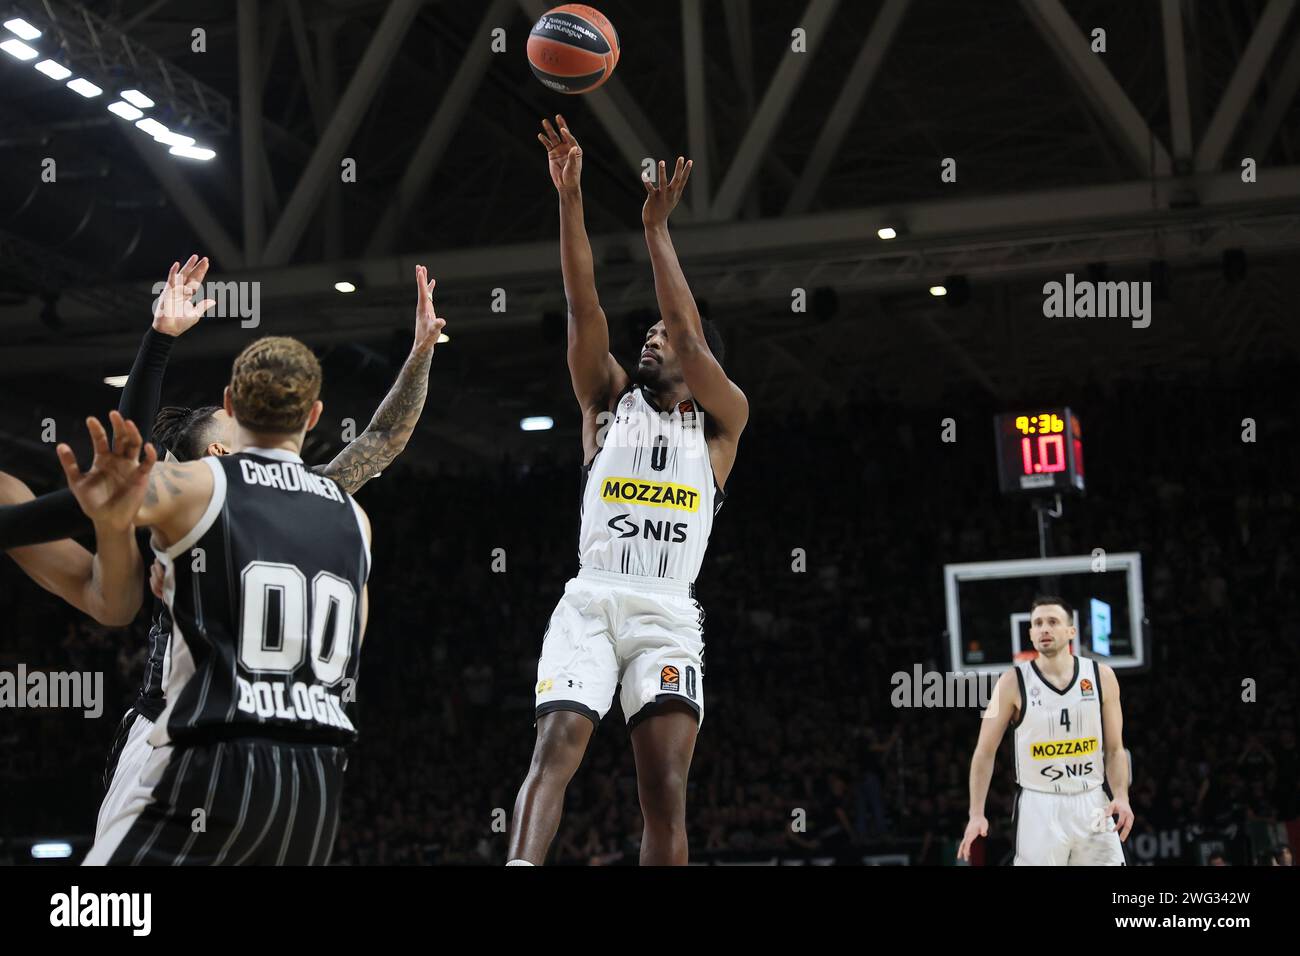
left=313, top=348, right=431, bottom=493
left=313, top=265, right=445, bottom=494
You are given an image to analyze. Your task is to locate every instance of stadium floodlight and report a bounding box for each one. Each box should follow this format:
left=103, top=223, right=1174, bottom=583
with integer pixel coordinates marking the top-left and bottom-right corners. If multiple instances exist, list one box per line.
left=103, top=375, right=130, bottom=388
left=1, top=37, right=38, bottom=60
left=3, top=17, right=41, bottom=40
left=134, top=117, right=168, bottom=138
left=67, top=77, right=103, bottom=97
left=168, top=145, right=216, bottom=161
left=3, top=3, right=231, bottom=136
left=30, top=842, right=74, bottom=859
left=34, top=59, right=71, bottom=79
left=119, top=88, right=154, bottom=109
left=154, top=129, right=195, bottom=148
left=520, top=416, right=554, bottom=432
left=107, top=101, right=143, bottom=121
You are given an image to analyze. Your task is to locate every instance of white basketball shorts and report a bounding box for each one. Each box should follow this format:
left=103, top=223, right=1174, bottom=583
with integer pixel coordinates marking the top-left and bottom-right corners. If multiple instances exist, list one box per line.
left=1012, top=786, right=1126, bottom=866
left=533, top=567, right=705, bottom=729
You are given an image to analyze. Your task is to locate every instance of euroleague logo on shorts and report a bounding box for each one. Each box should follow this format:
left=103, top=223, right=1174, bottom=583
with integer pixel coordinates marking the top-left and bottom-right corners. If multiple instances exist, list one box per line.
left=660, top=666, right=680, bottom=691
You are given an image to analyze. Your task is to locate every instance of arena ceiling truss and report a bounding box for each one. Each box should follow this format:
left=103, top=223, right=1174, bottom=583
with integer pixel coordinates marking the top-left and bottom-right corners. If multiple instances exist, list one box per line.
left=2, top=0, right=1300, bottom=423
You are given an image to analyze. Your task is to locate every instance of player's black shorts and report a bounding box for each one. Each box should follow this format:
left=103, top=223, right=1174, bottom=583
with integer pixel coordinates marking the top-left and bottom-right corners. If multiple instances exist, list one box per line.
left=87, top=737, right=348, bottom=866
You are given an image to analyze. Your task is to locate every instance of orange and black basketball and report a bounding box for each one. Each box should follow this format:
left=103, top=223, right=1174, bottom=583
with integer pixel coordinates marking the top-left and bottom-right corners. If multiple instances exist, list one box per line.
left=527, top=4, right=620, bottom=95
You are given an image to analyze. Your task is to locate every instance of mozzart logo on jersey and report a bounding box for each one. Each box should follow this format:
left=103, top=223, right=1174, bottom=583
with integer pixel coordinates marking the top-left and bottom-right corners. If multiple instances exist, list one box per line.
left=601, top=477, right=701, bottom=511
left=0, top=664, right=102, bottom=718
left=1030, top=736, right=1099, bottom=759
left=50, top=886, right=151, bottom=936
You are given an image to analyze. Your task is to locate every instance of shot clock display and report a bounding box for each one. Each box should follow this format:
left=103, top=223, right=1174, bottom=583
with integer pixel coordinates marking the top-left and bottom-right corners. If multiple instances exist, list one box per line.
left=994, top=407, right=1085, bottom=495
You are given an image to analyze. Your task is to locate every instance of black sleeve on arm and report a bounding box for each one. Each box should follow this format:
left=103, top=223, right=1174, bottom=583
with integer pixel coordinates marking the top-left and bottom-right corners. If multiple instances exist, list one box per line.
left=118, top=327, right=176, bottom=446
left=0, top=489, right=92, bottom=549
left=0, top=328, right=172, bottom=550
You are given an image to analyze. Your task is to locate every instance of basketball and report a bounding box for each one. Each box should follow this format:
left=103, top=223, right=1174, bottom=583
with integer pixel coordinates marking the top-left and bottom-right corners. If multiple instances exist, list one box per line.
left=527, top=4, right=620, bottom=94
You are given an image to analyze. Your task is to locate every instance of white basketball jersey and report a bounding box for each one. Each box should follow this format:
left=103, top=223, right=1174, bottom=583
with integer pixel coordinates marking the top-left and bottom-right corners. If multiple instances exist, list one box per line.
left=578, top=386, right=723, bottom=584
left=1013, top=656, right=1107, bottom=794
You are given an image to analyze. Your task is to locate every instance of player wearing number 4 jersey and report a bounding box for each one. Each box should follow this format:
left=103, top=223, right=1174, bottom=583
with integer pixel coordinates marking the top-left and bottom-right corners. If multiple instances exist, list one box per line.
left=62, top=338, right=374, bottom=866
left=506, top=118, right=748, bottom=865
left=958, top=596, right=1134, bottom=866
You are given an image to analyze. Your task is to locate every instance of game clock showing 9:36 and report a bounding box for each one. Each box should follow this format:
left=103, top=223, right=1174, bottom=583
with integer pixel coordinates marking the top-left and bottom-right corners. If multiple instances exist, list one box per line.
left=993, top=408, right=1085, bottom=495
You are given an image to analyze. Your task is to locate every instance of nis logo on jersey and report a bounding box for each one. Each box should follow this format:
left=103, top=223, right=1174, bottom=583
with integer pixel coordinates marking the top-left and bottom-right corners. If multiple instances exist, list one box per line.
left=607, top=513, right=688, bottom=543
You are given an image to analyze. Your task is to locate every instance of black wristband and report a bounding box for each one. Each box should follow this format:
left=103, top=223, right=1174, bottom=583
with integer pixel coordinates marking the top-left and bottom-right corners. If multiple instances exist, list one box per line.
left=0, top=487, right=93, bottom=549
left=119, top=326, right=176, bottom=447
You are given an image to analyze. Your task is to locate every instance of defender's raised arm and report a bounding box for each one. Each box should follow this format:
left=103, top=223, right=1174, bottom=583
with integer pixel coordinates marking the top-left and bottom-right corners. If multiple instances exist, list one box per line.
left=314, top=265, right=444, bottom=493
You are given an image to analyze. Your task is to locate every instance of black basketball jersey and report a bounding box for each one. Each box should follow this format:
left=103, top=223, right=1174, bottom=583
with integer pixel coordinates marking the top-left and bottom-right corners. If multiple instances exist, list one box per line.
left=132, top=465, right=342, bottom=724
left=147, top=448, right=371, bottom=748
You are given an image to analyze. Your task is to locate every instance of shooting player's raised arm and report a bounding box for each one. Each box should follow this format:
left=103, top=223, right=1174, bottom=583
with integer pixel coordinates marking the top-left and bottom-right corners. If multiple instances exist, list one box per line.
left=537, top=115, right=628, bottom=415
left=641, top=158, right=748, bottom=440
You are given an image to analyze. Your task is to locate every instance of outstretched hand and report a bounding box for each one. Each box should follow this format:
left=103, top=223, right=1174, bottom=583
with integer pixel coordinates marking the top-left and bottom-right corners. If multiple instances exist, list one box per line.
left=153, top=254, right=216, bottom=336
left=56, top=410, right=157, bottom=532
left=642, top=157, right=692, bottom=228
left=413, top=264, right=446, bottom=352
left=538, top=114, right=582, bottom=191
